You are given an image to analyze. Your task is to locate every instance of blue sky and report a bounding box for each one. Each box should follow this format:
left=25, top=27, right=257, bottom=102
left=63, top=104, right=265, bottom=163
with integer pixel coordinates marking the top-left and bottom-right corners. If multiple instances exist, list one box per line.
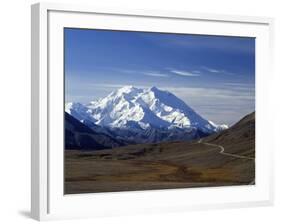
left=65, top=28, right=255, bottom=125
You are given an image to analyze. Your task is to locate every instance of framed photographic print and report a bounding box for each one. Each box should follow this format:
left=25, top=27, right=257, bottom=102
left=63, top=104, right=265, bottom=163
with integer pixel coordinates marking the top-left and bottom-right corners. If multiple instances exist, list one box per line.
left=31, top=2, right=274, bottom=221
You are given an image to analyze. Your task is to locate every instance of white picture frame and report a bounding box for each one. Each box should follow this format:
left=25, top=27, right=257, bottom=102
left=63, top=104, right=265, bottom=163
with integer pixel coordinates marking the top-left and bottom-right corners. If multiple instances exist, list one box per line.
left=31, top=2, right=274, bottom=221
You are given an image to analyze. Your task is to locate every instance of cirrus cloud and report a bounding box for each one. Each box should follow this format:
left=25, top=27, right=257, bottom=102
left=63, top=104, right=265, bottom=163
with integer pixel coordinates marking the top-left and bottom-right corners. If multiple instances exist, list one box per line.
left=170, top=70, right=200, bottom=77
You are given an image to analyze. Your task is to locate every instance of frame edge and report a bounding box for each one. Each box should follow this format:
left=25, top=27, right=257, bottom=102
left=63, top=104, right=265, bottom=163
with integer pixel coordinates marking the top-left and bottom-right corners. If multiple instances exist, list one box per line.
left=31, top=2, right=275, bottom=220
left=31, top=3, right=40, bottom=220
left=39, top=1, right=273, bottom=25
left=31, top=2, right=49, bottom=221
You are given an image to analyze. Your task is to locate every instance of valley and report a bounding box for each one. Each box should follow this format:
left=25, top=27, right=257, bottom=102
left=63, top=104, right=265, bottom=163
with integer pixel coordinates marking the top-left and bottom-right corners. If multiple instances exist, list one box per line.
left=64, top=112, right=255, bottom=194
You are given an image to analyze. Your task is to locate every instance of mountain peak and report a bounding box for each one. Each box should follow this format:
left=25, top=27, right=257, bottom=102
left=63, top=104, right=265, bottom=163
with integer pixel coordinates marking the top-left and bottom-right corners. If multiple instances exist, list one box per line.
left=65, top=102, right=85, bottom=112
left=113, top=86, right=163, bottom=96
left=117, top=85, right=137, bottom=93
left=149, top=86, right=159, bottom=91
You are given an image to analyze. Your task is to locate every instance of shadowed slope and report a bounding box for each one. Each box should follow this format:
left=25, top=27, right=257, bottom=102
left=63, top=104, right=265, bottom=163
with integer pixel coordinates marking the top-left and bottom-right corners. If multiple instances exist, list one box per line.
left=65, top=112, right=124, bottom=150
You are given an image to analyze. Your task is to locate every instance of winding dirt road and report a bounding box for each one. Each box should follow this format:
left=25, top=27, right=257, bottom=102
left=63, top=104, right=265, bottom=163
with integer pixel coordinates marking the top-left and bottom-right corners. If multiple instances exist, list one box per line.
left=197, top=139, right=255, bottom=185
left=198, top=139, right=254, bottom=160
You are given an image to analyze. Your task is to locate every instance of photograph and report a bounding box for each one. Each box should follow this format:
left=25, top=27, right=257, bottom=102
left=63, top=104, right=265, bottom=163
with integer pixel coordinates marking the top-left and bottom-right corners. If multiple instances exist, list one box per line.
left=64, top=28, right=255, bottom=194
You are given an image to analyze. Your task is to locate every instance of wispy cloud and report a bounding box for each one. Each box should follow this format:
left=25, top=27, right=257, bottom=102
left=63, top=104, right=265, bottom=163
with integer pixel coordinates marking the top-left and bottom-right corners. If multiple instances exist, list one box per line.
left=205, top=68, right=221, bottom=73
left=170, top=70, right=200, bottom=77
left=201, top=66, right=235, bottom=75
left=162, top=86, right=254, bottom=102
left=202, top=66, right=224, bottom=73
left=162, top=86, right=255, bottom=125
left=223, top=82, right=255, bottom=87
left=89, top=83, right=126, bottom=89
left=89, top=83, right=151, bottom=90
left=103, top=67, right=202, bottom=78
left=111, top=68, right=170, bottom=78
left=143, top=72, right=169, bottom=78
left=113, top=68, right=141, bottom=74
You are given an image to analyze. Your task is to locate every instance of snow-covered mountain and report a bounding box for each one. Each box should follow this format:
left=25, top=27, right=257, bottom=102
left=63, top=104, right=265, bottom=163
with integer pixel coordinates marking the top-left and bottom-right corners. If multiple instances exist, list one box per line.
left=65, top=86, right=227, bottom=143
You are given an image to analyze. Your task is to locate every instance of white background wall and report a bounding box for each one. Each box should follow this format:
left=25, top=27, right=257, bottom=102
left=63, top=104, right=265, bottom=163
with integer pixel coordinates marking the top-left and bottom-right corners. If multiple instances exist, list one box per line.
left=0, top=0, right=280, bottom=223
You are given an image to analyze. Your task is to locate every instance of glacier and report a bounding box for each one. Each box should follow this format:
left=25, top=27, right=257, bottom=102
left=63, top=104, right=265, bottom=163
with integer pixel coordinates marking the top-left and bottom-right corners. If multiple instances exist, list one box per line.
left=65, top=86, right=227, bottom=144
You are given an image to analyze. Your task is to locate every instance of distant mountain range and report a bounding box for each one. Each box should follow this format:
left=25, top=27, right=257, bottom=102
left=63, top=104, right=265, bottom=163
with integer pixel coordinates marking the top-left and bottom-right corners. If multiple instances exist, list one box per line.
left=65, top=86, right=228, bottom=150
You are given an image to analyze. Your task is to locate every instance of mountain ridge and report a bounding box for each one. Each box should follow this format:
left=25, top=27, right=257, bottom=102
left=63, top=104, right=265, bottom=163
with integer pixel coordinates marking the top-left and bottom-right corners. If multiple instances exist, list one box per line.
left=66, top=86, right=227, bottom=144
left=65, top=112, right=125, bottom=150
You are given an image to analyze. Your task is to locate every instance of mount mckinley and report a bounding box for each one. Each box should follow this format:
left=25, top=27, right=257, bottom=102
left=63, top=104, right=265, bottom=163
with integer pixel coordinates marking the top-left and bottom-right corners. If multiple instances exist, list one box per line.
left=65, top=86, right=227, bottom=149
